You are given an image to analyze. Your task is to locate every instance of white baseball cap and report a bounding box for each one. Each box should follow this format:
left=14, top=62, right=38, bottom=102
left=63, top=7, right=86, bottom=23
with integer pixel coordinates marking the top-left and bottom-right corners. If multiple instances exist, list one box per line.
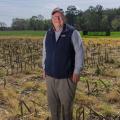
left=51, top=7, right=64, bottom=15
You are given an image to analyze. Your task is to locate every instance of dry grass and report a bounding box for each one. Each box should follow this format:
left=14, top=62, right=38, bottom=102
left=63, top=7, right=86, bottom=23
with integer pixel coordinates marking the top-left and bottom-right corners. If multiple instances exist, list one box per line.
left=0, top=37, right=120, bottom=119
left=105, top=90, right=120, bottom=104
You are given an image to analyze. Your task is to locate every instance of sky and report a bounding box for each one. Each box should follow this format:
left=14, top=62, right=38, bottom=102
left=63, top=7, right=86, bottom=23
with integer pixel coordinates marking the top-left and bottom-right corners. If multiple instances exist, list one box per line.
left=0, top=0, right=120, bottom=26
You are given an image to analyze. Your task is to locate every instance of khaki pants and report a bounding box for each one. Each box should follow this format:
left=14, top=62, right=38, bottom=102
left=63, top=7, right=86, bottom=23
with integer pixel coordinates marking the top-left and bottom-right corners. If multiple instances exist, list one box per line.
left=45, top=75, right=77, bottom=120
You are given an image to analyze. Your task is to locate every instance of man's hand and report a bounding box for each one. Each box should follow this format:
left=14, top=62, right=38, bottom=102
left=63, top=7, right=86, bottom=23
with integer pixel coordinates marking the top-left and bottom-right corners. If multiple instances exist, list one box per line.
left=71, top=73, right=80, bottom=83
left=43, top=70, right=46, bottom=79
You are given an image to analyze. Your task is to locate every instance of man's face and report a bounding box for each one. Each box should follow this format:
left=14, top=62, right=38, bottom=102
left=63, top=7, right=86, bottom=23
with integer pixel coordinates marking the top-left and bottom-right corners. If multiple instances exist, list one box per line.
left=52, top=12, right=64, bottom=28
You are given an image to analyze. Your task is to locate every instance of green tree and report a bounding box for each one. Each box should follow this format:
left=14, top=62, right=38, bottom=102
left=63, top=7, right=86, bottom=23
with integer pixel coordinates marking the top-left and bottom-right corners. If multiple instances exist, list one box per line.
left=112, top=17, right=120, bottom=31
left=0, top=22, right=7, bottom=30
left=65, top=5, right=79, bottom=26
left=84, top=5, right=103, bottom=31
left=12, top=18, right=28, bottom=30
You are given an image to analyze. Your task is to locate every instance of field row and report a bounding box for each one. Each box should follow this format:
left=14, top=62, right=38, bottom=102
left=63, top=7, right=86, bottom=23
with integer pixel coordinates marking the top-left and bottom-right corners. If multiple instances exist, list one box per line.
left=0, top=31, right=120, bottom=38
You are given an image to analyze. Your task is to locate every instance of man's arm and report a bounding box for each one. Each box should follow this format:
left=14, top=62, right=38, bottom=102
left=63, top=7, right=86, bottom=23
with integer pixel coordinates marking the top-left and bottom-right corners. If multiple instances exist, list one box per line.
left=71, top=30, right=84, bottom=82
left=42, top=34, right=46, bottom=79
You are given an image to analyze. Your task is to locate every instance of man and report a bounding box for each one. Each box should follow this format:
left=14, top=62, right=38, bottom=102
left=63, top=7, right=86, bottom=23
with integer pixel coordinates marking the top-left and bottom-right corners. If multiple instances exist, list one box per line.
left=42, top=7, right=84, bottom=120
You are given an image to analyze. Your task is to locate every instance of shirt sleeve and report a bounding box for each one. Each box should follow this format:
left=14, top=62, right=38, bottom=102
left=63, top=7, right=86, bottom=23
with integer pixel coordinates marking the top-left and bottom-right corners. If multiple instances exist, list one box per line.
left=42, top=33, right=46, bottom=70
left=71, top=30, right=84, bottom=75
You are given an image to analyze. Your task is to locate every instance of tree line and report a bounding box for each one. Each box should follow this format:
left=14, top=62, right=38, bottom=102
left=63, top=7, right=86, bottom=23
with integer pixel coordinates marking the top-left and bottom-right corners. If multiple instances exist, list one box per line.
left=0, top=5, right=120, bottom=31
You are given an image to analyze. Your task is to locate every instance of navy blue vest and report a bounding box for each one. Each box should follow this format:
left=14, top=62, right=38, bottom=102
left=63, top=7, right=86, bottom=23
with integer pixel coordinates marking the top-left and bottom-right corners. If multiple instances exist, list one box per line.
left=45, top=24, right=75, bottom=79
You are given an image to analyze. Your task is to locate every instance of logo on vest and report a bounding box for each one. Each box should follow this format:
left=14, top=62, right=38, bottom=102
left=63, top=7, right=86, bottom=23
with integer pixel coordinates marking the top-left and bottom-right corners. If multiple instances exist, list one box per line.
left=61, top=34, right=66, bottom=37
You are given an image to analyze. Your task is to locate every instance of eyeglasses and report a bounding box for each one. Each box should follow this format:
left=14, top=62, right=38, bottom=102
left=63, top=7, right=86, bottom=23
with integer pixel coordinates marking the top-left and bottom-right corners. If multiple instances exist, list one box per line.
left=52, top=16, right=63, bottom=20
